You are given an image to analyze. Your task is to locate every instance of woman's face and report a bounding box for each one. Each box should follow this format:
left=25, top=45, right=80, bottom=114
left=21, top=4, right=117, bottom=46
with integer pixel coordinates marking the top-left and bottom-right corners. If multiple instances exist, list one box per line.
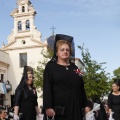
left=0, top=110, right=7, bottom=118
left=26, top=73, right=33, bottom=85
left=57, top=43, right=70, bottom=60
left=112, top=83, right=119, bottom=92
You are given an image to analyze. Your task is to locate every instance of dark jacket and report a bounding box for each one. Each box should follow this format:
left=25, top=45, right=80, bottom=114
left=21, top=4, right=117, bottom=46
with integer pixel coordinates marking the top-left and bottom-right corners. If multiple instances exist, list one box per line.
left=14, top=86, right=28, bottom=106
left=43, top=62, right=88, bottom=120
left=14, top=85, right=38, bottom=106
left=95, top=103, right=108, bottom=120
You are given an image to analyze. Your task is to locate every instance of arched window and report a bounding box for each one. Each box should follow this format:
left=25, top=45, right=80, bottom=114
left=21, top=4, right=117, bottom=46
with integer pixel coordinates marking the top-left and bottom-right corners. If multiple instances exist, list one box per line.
left=18, top=21, right=22, bottom=31
left=21, top=40, right=26, bottom=45
left=22, top=6, right=25, bottom=12
left=26, top=20, right=30, bottom=30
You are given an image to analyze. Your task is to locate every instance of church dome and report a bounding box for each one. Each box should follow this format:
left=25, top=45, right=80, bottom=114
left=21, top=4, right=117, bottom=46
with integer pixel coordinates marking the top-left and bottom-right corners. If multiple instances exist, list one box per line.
left=47, top=35, right=55, bottom=50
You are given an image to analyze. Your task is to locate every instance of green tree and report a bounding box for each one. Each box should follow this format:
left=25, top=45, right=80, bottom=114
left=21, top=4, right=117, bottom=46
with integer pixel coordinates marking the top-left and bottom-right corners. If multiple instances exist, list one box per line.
left=78, top=45, right=110, bottom=100
left=34, top=47, right=53, bottom=92
left=113, top=67, right=120, bottom=79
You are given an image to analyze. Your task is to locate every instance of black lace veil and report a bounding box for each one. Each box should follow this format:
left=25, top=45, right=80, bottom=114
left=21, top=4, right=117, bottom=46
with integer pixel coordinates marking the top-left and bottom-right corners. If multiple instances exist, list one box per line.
left=15, top=66, right=33, bottom=91
left=51, top=34, right=75, bottom=62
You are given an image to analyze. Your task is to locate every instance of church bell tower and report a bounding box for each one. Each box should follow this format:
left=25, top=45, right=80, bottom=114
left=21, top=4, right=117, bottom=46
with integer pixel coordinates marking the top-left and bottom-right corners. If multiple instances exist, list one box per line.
left=0, top=0, right=46, bottom=107
left=6, top=0, right=42, bottom=45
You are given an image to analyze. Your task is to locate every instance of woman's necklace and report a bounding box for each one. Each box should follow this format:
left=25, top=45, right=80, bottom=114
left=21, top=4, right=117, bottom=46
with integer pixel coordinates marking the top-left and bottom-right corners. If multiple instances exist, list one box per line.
left=57, top=61, right=70, bottom=70
left=66, top=66, right=69, bottom=70
left=28, top=85, right=32, bottom=90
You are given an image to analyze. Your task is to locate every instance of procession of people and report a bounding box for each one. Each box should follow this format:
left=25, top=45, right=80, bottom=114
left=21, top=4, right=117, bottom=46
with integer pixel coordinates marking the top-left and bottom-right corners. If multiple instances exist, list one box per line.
left=1, top=34, right=120, bottom=120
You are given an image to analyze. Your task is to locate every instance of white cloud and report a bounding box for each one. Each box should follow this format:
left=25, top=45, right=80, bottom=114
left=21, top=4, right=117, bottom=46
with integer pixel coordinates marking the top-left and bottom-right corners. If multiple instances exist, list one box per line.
left=39, top=0, right=120, bottom=11
left=35, top=0, right=120, bottom=18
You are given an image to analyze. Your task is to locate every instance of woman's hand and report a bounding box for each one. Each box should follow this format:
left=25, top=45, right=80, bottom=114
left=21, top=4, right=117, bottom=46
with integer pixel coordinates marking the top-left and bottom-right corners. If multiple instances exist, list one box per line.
left=14, top=106, right=19, bottom=120
left=109, top=109, right=112, bottom=113
left=46, top=108, right=55, bottom=117
left=14, top=114, right=19, bottom=120
left=84, top=107, right=90, bottom=114
left=37, top=113, right=44, bottom=119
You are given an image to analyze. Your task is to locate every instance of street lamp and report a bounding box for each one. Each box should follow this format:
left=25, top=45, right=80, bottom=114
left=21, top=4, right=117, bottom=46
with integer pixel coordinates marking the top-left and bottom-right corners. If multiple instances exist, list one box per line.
left=5, top=80, right=12, bottom=91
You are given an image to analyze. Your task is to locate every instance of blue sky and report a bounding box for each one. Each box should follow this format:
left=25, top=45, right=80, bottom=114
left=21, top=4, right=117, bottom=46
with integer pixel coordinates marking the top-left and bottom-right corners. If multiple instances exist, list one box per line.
left=0, top=0, right=120, bottom=75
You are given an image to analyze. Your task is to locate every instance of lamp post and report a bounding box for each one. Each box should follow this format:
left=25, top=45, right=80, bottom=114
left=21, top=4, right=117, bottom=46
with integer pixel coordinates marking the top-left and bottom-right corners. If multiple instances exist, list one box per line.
left=5, top=80, right=12, bottom=92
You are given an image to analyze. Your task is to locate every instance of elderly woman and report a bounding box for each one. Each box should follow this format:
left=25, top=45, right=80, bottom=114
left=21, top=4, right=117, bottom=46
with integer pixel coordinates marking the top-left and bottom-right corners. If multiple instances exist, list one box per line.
left=43, top=34, right=88, bottom=120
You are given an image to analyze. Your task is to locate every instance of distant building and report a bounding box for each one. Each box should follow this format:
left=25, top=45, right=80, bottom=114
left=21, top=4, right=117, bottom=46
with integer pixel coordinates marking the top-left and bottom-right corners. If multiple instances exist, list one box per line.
left=0, top=50, right=9, bottom=105
left=47, top=35, right=55, bottom=50
left=75, top=58, right=85, bottom=73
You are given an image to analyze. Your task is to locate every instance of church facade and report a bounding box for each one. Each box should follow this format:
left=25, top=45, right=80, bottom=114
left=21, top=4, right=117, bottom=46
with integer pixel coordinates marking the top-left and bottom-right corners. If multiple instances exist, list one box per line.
left=0, top=0, right=47, bottom=107
left=0, top=0, right=84, bottom=107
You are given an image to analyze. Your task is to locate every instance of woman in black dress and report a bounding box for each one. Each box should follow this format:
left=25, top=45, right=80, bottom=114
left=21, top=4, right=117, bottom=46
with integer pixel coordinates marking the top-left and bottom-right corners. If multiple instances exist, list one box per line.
left=108, top=79, right=120, bottom=120
left=14, top=66, right=40, bottom=120
left=43, top=34, right=89, bottom=120
left=93, top=100, right=108, bottom=120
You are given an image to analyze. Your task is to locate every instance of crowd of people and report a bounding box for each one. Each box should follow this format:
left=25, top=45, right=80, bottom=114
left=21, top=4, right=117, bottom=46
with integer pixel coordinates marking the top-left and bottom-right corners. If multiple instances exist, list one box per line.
left=42, top=34, right=120, bottom=120
left=84, top=78, right=120, bottom=120
left=1, top=34, right=120, bottom=120
left=0, top=100, right=112, bottom=120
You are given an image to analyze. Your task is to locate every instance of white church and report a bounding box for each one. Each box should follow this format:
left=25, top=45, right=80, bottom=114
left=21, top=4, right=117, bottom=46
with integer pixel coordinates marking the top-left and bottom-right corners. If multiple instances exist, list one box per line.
left=0, top=0, right=84, bottom=107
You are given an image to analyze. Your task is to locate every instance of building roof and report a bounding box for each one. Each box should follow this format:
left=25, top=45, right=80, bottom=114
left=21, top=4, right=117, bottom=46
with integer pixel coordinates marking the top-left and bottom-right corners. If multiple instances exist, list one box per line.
left=75, top=58, right=85, bottom=66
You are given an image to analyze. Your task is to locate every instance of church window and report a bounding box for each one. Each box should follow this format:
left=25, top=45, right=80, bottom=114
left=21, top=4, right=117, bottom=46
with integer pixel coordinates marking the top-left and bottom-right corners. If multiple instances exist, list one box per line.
left=26, top=20, right=30, bottom=30
left=22, top=6, right=25, bottom=12
left=20, top=53, right=27, bottom=67
left=18, top=21, right=22, bottom=31
left=22, top=40, right=26, bottom=44
left=0, top=74, right=4, bottom=82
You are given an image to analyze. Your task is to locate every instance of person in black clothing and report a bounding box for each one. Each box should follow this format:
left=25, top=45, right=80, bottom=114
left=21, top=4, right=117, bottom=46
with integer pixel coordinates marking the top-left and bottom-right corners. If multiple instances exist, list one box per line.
left=14, top=66, right=40, bottom=120
left=95, top=101, right=108, bottom=120
left=43, top=34, right=89, bottom=120
left=108, top=79, right=120, bottom=120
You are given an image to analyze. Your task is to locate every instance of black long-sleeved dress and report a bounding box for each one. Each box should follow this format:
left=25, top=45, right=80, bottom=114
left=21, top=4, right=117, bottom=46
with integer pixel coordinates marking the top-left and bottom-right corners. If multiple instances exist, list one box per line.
left=14, top=86, right=38, bottom=120
left=43, top=61, right=88, bottom=120
left=108, top=93, right=120, bottom=120
left=96, top=103, right=108, bottom=120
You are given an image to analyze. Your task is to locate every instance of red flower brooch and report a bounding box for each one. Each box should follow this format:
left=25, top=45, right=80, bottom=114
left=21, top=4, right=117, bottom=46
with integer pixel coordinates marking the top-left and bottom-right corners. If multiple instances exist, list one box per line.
left=33, top=89, right=36, bottom=94
left=74, top=69, right=84, bottom=76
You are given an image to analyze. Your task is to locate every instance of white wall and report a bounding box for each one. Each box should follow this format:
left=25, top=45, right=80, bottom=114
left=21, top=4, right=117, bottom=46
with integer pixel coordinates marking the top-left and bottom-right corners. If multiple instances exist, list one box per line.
left=0, top=50, right=9, bottom=64
left=75, top=59, right=84, bottom=73
left=5, top=46, right=46, bottom=106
